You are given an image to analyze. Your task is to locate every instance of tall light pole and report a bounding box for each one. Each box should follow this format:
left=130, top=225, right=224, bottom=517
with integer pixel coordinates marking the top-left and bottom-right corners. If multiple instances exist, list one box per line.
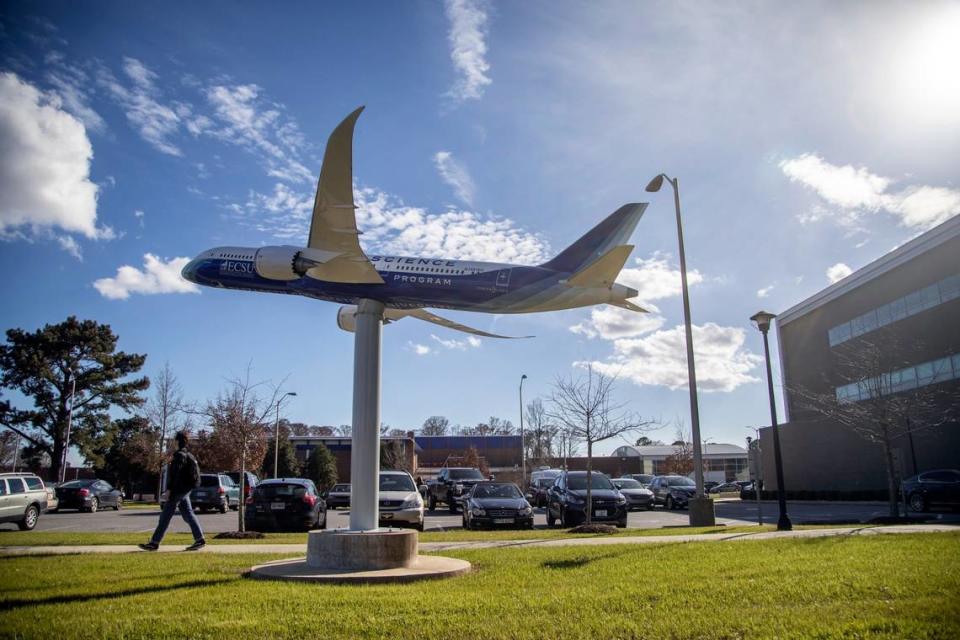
left=60, top=369, right=77, bottom=485
left=274, top=391, right=297, bottom=479
left=750, top=310, right=792, bottom=531
left=646, top=173, right=715, bottom=526
left=519, top=374, right=527, bottom=489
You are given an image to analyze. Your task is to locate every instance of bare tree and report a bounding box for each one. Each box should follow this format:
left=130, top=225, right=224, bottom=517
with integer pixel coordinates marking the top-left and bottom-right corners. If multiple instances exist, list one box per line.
left=195, top=365, right=287, bottom=531
left=145, top=363, right=184, bottom=500
left=549, top=365, right=655, bottom=524
left=421, top=416, right=450, bottom=436
left=792, top=330, right=959, bottom=517
left=523, top=399, right=558, bottom=464
left=662, top=422, right=693, bottom=476
left=334, top=424, right=352, bottom=437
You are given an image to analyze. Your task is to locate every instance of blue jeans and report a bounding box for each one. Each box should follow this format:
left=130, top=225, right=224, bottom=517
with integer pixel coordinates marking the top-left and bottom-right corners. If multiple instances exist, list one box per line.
left=150, top=491, right=204, bottom=544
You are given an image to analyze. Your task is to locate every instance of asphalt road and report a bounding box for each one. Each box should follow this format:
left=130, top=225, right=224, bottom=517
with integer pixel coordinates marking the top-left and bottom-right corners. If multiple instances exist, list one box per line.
left=6, top=500, right=957, bottom=534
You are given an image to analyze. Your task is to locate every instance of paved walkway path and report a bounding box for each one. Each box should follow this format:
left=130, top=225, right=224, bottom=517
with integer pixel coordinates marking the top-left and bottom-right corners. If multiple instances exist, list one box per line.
left=2, top=524, right=956, bottom=557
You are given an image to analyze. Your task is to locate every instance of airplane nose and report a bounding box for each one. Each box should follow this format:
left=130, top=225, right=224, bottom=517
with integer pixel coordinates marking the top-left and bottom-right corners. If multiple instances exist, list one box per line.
left=181, top=258, right=199, bottom=283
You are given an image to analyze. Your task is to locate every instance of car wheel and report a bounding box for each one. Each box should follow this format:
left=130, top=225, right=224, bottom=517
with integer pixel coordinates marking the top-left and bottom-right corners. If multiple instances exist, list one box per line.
left=115, top=497, right=123, bottom=511
left=546, top=506, right=556, bottom=528
left=666, top=496, right=674, bottom=510
left=561, top=507, right=574, bottom=528
left=415, top=521, right=424, bottom=532
left=19, top=505, right=40, bottom=531
left=448, top=499, right=458, bottom=514
left=319, top=511, right=327, bottom=529
left=428, top=495, right=436, bottom=511
left=219, top=500, right=228, bottom=514
left=908, top=493, right=926, bottom=513
left=89, top=497, right=99, bottom=513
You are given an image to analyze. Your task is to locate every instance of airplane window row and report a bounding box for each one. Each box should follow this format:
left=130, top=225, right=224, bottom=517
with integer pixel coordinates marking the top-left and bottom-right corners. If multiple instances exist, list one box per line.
left=391, top=265, right=465, bottom=275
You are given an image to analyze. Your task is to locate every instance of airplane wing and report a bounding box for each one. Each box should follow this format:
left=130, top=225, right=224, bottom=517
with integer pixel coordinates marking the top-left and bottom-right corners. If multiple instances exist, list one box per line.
left=387, top=308, right=534, bottom=339
left=304, top=106, right=384, bottom=284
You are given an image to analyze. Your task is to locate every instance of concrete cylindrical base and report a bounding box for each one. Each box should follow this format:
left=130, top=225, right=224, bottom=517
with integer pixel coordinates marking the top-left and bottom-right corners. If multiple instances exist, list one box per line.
left=307, top=529, right=416, bottom=571
left=688, top=497, right=717, bottom=527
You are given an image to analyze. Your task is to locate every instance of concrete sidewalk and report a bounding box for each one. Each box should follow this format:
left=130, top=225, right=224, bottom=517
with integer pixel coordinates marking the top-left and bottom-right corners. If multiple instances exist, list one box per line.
left=1, top=524, right=957, bottom=557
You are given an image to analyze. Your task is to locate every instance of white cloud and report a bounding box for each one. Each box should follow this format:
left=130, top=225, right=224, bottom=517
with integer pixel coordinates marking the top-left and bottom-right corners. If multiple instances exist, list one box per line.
left=434, top=151, right=476, bottom=205
left=203, top=84, right=312, bottom=183
left=0, top=72, right=107, bottom=242
left=826, top=262, right=852, bottom=284
left=756, top=285, right=774, bottom=298
left=99, top=58, right=183, bottom=156
left=134, top=209, right=145, bottom=227
left=57, top=235, right=82, bottom=260
left=43, top=54, right=106, bottom=133
left=581, top=323, right=762, bottom=393
left=780, top=153, right=960, bottom=231
left=616, top=254, right=704, bottom=307
left=430, top=333, right=482, bottom=350
left=443, top=0, right=492, bottom=102
left=94, top=254, right=200, bottom=300
left=408, top=342, right=432, bottom=356
left=570, top=307, right=665, bottom=340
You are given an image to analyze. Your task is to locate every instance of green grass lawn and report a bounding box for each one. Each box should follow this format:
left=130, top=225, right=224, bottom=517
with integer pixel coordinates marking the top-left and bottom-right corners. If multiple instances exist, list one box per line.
left=0, top=524, right=862, bottom=547
left=0, top=533, right=957, bottom=639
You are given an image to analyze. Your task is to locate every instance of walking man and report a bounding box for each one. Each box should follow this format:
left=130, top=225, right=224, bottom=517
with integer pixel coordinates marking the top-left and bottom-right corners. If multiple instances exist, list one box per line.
left=139, top=431, right=206, bottom=551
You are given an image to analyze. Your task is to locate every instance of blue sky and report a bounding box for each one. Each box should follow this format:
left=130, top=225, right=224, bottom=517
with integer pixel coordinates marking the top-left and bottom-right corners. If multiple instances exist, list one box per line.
left=2, top=1, right=959, bottom=455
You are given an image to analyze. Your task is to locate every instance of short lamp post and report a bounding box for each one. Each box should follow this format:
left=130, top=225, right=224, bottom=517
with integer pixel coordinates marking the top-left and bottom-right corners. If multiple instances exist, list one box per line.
left=750, top=311, right=792, bottom=531
left=274, top=392, right=297, bottom=479
left=519, top=374, right=527, bottom=490
left=647, top=173, right=715, bottom=526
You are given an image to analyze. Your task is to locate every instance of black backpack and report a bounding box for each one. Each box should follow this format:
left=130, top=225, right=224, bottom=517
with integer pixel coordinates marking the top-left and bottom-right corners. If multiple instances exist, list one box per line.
left=179, top=451, right=201, bottom=489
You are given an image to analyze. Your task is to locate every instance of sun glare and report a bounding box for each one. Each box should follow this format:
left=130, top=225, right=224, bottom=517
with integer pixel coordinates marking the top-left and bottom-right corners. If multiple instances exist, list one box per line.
left=891, top=5, right=960, bottom=128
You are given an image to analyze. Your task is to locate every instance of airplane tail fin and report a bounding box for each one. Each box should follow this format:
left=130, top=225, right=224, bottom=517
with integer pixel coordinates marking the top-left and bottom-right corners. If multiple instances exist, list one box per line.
left=540, top=203, right=647, bottom=274
left=566, top=245, right=634, bottom=288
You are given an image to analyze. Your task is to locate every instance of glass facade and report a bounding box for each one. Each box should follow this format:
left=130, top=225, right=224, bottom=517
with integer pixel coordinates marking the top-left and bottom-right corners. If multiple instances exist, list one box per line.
left=828, top=273, right=960, bottom=346
left=835, top=354, right=959, bottom=402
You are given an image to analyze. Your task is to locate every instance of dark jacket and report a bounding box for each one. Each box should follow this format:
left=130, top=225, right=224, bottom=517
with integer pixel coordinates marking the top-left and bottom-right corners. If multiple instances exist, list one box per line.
left=167, top=449, right=198, bottom=495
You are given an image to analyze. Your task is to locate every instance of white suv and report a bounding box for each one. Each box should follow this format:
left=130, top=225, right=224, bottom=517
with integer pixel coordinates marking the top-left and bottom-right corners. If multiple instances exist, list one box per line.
left=0, top=473, right=49, bottom=530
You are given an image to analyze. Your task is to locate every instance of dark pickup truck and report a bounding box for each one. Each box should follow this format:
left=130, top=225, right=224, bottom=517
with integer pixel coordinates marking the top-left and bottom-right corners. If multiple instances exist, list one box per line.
left=427, top=467, right=485, bottom=513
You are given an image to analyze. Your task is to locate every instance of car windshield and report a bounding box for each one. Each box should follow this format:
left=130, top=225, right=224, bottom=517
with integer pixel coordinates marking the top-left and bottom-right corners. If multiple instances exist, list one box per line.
left=616, top=479, right=641, bottom=489
left=635, top=475, right=653, bottom=484
left=473, top=484, right=522, bottom=499
left=60, top=480, right=93, bottom=488
left=380, top=475, right=416, bottom=492
left=200, top=475, right=220, bottom=487
left=257, top=483, right=306, bottom=498
left=567, top=474, right=614, bottom=490
left=666, top=477, right=696, bottom=487
left=449, top=469, right=484, bottom=480
left=332, top=484, right=350, bottom=492
left=537, top=479, right=554, bottom=487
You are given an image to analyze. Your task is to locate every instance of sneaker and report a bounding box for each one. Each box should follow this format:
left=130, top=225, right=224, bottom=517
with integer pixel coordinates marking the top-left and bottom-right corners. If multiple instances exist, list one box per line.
left=184, top=539, right=206, bottom=551
left=138, top=542, right=159, bottom=551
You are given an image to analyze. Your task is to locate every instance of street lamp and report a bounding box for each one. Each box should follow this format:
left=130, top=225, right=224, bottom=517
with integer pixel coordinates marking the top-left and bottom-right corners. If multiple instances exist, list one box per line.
left=274, top=392, right=297, bottom=479
left=519, top=374, right=527, bottom=489
left=60, top=369, right=77, bottom=485
left=647, top=173, right=715, bottom=526
left=750, top=310, right=792, bottom=531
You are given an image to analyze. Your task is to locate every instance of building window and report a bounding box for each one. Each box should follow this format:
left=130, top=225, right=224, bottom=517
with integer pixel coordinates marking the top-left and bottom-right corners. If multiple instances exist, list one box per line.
left=835, top=352, right=959, bottom=402
left=827, top=272, right=960, bottom=347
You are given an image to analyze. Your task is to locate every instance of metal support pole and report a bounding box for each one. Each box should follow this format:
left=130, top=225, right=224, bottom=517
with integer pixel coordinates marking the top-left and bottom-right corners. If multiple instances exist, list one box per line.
left=60, top=372, right=76, bottom=485
left=760, top=328, right=792, bottom=531
left=349, top=299, right=384, bottom=531
left=519, top=381, right=524, bottom=484
left=274, top=401, right=281, bottom=479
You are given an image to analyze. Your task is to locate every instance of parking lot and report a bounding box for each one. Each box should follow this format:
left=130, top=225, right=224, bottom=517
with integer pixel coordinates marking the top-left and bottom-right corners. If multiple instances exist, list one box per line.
left=7, top=500, right=958, bottom=534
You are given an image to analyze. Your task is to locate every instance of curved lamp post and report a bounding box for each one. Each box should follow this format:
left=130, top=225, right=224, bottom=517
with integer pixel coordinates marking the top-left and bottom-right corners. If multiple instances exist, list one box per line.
left=646, top=174, right=714, bottom=526
left=750, top=310, right=792, bottom=531
left=519, top=374, right=527, bottom=489
left=274, top=391, right=297, bottom=478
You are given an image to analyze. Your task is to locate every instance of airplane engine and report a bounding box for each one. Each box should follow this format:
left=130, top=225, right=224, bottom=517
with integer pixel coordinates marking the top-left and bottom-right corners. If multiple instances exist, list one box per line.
left=336, top=305, right=358, bottom=332
left=254, top=246, right=340, bottom=281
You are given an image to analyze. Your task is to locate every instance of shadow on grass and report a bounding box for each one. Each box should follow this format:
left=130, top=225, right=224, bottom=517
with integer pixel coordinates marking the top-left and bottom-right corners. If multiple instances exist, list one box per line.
left=0, top=577, right=232, bottom=611
left=541, top=549, right=633, bottom=571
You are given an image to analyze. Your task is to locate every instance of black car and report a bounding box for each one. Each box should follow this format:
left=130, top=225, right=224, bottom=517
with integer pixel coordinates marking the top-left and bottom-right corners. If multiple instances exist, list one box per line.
left=245, top=478, right=327, bottom=531
left=545, top=471, right=628, bottom=528
left=528, top=477, right=555, bottom=507
left=54, top=479, right=123, bottom=513
left=462, top=482, right=534, bottom=530
left=325, top=483, right=351, bottom=509
left=427, top=467, right=485, bottom=512
left=649, top=475, right=697, bottom=510
left=902, top=469, right=960, bottom=512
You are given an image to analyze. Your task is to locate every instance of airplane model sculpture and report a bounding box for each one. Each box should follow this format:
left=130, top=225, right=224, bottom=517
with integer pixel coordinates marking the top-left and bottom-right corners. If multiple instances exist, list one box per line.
left=181, top=107, right=648, bottom=338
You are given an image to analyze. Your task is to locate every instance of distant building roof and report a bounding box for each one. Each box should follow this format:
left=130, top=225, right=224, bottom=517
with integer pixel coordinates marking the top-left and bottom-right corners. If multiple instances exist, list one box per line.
left=613, top=444, right=746, bottom=458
